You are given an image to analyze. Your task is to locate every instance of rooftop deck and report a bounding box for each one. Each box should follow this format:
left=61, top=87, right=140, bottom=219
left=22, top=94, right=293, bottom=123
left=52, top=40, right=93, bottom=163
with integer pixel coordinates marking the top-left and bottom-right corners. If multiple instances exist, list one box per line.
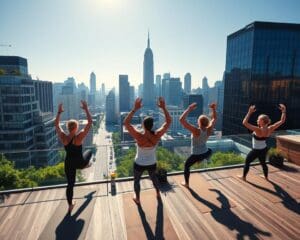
left=0, top=162, right=299, bottom=240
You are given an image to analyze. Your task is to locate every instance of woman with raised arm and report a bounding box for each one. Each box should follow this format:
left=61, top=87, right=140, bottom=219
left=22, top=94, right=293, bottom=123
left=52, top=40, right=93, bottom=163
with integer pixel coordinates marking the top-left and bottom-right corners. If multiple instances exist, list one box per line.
left=180, top=103, right=217, bottom=188
left=55, top=100, right=93, bottom=213
left=124, top=97, right=172, bottom=204
left=240, top=104, right=286, bottom=181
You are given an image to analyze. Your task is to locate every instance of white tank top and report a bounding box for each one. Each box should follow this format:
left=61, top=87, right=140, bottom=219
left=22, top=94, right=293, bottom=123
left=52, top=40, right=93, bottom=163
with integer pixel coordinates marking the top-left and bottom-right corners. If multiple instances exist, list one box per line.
left=135, top=145, right=157, bottom=166
left=191, top=129, right=208, bottom=155
left=252, top=133, right=267, bottom=149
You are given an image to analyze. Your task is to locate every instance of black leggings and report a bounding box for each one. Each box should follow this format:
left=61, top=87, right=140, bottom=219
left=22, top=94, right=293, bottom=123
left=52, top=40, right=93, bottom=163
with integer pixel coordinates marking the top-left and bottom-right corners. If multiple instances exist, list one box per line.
left=133, top=162, right=160, bottom=199
left=64, top=150, right=92, bottom=205
left=243, top=147, right=268, bottom=178
left=184, top=149, right=212, bottom=184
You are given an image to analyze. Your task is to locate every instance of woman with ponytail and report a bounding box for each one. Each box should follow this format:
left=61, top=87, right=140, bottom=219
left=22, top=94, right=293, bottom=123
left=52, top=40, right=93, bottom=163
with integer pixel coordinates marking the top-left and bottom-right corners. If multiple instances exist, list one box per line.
left=124, top=97, right=171, bottom=204
left=240, top=104, right=286, bottom=181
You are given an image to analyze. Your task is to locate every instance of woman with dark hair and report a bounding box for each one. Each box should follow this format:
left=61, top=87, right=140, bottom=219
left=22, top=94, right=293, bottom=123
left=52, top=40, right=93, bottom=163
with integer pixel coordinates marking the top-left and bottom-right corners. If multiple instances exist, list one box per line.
left=179, top=102, right=217, bottom=188
left=240, top=104, right=286, bottom=181
left=55, top=100, right=93, bottom=213
left=124, top=97, right=171, bottom=204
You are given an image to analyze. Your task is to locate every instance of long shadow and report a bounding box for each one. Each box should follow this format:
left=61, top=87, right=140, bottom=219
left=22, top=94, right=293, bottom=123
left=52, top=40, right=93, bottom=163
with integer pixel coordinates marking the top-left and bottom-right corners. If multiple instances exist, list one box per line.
left=55, top=191, right=96, bottom=240
left=137, top=198, right=164, bottom=240
left=281, top=164, right=299, bottom=173
left=248, top=181, right=300, bottom=214
left=188, top=188, right=271, bottom=240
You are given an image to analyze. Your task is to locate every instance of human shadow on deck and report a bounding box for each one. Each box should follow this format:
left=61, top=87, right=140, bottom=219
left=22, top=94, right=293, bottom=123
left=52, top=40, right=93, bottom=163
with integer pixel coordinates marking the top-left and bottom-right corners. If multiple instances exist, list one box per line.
left=188, top=188, right=271, bottom=240
left=55, top=191, right=96, bottom=240
left=137, top=198, right=164, bottom=240
left=248, top=181, right=300, bottom=215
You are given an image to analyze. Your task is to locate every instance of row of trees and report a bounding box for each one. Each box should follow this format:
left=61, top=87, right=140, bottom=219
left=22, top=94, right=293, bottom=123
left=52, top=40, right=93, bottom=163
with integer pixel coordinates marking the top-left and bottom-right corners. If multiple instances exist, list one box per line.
left=112, top=133, right=245, bottom=178
left=0, top=155, right=84, bottom=191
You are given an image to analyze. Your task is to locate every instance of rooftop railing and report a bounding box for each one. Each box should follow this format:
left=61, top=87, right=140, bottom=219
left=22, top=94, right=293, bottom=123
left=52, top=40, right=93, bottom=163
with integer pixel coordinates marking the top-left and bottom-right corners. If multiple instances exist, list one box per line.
left=0, top=129, right=299, bottom=193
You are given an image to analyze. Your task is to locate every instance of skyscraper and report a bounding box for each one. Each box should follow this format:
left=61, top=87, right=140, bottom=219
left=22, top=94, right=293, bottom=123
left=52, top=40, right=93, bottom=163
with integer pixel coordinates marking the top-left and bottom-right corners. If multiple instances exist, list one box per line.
left=0, top=56, right=58, bottom=167
left=90, top=72, right=96, bottom=94
left=33, top=80, right=53, bottom=113
left=143, top=32, right=155, bottom=109
left=223, top=21, right=300, bottom=135
left=106, top=89, right=117, bottom=124
left=119, top=74, right=130, bottom=112
left=165, top=77, right=182, bottom=106
left=129, top=85, right=135, bottom=108
left=202, top=76, right=209, bottom=90
left=155, top=74, right=162, bottom=97
left=184, top=73, right=192, bottom=94
left=89, top=72, right=96, bottom=109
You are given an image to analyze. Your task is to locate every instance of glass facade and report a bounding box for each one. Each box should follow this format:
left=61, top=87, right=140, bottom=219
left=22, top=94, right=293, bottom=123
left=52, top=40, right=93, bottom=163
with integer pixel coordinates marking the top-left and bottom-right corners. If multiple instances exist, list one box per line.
left=223, top=22, right=300, bottom=135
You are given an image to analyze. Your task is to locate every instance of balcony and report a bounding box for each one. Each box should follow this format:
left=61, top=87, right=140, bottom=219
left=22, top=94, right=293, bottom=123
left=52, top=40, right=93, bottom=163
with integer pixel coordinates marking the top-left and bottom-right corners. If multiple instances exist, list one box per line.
left=0, top=132, right=299, bottom=239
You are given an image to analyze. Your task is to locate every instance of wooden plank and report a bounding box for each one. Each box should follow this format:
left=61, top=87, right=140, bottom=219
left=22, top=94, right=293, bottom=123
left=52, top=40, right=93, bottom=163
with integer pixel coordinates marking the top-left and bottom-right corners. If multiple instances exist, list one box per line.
left=219, top=177, right=299, bottom=239
left=38, top=186, right=97, bottom=240
left=84, top=184, right=114, bottom=240
left=172, top=174, right=236, bottom=213
left=123, top=190, right=179, bottom=240
left=160, top=180, right=218, bottom=240
left=235, top=173, right=282, bottom=203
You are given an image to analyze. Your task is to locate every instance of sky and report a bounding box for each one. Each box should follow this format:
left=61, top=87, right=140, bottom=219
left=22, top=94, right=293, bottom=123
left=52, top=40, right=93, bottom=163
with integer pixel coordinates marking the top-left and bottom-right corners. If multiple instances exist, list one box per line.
left=1, top=0, right=300, bottom=90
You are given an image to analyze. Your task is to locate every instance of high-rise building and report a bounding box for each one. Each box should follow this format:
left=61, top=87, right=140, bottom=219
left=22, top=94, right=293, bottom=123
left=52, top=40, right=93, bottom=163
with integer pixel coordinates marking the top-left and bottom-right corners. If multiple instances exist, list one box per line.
left=143, top=32, right=155, bottom=109
left=165, top=77, right=182, bottom=106
left=33, top=80, right=53, bottom=113
left=0, top=56, right=58, bottom=168
left=223, top=21, right=300, bottom=135
left=202, top=76, right=209, bottom=90
left=155, top=74, right=162, bottom=97
left=101, top=83, right=105, bottom=106
left=90, top=72, right=96, bottom=94
left=89, top=72, right=96, bottom=109
left=202, top=76, right=209, bottom=113
left=184, top=73, right=192, bottom=94
left=138, top=83, right=143, bottom=97
left=161, top=73, right=170, bottom=100
left=119, top=74, right=130, bottom=112
left=129, top=85, right=135, bottom=108
left=105, top=89, right=117, bottom=124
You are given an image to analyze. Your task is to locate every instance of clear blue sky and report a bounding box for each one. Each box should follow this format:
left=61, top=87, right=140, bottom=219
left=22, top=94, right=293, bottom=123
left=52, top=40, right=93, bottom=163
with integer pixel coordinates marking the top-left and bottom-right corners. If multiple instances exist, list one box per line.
left=1, top=0, right=300, bottom=90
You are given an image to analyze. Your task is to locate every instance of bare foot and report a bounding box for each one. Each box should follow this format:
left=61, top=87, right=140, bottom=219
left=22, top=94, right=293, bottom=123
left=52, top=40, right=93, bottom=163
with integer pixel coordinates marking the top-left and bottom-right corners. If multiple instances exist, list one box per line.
left=181, top=181, right=189, bottom=188
left=132, top=195, right=140, bottom=205
left=237, top=175, right=246, bottom=181
left=68, top=201, right=76, bottom=213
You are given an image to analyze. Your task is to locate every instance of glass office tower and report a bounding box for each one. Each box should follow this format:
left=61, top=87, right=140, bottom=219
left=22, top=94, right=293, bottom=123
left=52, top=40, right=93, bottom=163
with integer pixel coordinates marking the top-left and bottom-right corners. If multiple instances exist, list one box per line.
left=223, top=21, right=300, bottom=135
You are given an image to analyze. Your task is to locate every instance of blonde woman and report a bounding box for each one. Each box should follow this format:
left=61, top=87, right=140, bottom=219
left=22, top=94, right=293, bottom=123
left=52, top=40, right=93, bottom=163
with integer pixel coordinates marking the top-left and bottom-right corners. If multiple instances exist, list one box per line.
left=55, top=100, right=93, bottom=212
left=179, top=103, right=217, bottom=188
left=240, top=104, right=286, bottom=181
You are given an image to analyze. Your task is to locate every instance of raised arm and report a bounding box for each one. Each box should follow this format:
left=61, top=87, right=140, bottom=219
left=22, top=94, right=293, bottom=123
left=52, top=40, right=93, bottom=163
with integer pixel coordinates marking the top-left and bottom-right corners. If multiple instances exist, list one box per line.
left=77, top=100, right=93, bottom=143
left=55, top=103, right=67, bottom=144
left=242, top=105, right=260, bottom=132
left=123, top=98, right=142, bottom=139
left=269, top=104, right=286, bottom=132
left=155, top=97, right=172, bottom=138
left=207, top=103, right=217, bottom=136
left=179, top=103, right=198, bottom=134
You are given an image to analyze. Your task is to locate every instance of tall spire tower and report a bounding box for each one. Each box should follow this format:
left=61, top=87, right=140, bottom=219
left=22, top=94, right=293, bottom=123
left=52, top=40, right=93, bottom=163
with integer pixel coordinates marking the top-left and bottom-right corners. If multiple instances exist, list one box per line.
left=143, top=31, right=154, bottom=109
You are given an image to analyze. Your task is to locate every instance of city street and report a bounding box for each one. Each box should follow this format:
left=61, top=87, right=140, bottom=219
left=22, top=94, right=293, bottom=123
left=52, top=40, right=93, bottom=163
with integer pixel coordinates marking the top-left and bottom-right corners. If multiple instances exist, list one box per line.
left=82, top=119, right=116, bottom=182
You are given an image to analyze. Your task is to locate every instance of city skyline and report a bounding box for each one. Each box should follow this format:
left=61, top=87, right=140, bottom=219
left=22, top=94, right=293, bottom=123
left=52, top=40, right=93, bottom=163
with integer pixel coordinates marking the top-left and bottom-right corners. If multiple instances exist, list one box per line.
left=1, top=0, right=300, bottom=89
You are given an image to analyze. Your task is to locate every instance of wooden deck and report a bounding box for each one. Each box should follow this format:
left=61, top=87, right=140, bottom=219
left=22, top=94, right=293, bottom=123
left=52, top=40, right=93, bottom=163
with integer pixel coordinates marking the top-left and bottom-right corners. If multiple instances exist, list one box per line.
left=0, top=162, right=299, bottom=240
